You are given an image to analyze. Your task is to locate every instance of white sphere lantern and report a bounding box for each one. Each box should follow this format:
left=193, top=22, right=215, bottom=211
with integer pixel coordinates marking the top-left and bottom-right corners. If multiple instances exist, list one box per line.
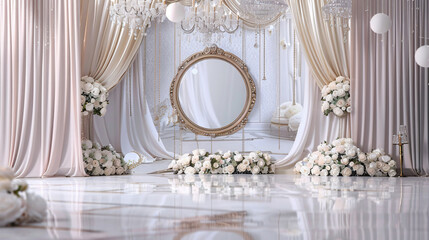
left=166, top=3, right=186, bottom=23
left=370, top=13, right=391, bottom=34
left=415, top=45, right=429, bottom=68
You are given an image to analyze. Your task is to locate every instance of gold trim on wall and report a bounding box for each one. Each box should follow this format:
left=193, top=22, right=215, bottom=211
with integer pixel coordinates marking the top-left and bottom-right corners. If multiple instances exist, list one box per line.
left=170, top=45, right=256, bottom=137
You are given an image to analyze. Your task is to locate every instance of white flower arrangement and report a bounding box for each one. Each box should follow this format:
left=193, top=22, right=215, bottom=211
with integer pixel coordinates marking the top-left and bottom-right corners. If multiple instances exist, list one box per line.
left=321, top=76, right=351, bottom=117
left=81, top=139, right=129, bottom=176
left=0, top=167, right=47, bottom=227
left=294, top=138, right=396, bottom=177
left=169, top=150, right=275, bottom=175
left=81, top=76, right=108, bottom=117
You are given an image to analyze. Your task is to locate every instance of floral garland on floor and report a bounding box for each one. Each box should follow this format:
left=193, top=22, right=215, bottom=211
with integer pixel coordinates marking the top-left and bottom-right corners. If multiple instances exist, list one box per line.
left=294, top=138, right=397, bottom=177
left=0, top=167, right=47, bottom=227
left=81, top=76, right=109, bottom=116
left=168, top=150, right=275, bottom=175
left=321, top=76, right=351, bottom=117
left=82, top=139, right=129, bottom=176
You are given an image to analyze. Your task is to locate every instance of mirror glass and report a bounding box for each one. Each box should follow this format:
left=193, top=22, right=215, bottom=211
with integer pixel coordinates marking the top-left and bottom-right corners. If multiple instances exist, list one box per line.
left=178, top=58, right=247, bottom=129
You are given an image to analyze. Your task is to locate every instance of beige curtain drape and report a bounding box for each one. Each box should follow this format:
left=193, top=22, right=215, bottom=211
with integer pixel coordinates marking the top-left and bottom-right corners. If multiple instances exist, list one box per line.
left=288, top=0, right=350, bottom=88
left=80, top=0, right=145, bottom=91
left=276, top=0, right=351, bottom=168
left=351, top=0, right=429, bottom=175
left=0, top=0, right=85, bottom=177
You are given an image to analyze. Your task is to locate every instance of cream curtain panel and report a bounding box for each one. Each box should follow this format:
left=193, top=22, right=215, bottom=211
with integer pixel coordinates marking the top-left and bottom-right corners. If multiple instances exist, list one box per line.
left=288, top=0, right=350, bottom=88
left=0, top=0, right=85, bottom=177
left=276, top=0, right=351, bottom=168
left=93, top=39, right=172, bottom=160
left=80, top=0, right=144, bottom=91
left=351, top=0, right=429, bottom=175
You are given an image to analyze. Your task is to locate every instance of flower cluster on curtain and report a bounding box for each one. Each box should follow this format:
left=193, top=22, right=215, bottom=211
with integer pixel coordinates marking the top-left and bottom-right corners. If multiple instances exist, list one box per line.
left=0, top=0, right=85, bottom=177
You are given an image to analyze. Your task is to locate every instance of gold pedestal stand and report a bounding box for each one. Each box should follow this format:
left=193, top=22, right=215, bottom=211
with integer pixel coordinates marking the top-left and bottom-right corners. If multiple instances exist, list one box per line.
left=393, top=125, right=409, bottom=177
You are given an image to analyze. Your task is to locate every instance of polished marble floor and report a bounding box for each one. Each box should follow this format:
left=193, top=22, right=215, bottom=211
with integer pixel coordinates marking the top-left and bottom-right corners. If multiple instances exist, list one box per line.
left=2, top=171, right=429, bottom=240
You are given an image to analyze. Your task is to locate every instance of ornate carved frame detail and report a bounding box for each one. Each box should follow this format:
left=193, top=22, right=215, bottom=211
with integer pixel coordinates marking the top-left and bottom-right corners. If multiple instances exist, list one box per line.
left=170, top=44, right=256, bottom=137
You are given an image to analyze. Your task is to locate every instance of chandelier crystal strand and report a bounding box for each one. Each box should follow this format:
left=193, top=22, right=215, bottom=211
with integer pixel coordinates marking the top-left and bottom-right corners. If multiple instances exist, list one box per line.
left=110, top=0, right=167, bottom=38
left=322, top=0, right=352, bottom=42
left=181, top=0, right=240, bottom=44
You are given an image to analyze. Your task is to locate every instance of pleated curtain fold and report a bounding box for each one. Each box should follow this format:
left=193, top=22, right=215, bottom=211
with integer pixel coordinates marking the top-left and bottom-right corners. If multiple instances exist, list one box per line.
left=351, top=0, right=429, bottom=175
left=0, top=0, right=85, bottom=177
left=276, top=0, right=351, bottom=168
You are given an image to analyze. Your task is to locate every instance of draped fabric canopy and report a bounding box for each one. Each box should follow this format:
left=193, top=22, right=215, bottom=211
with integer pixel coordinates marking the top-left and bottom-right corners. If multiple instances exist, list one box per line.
left=80, top=0, right=145, bottom=91
left=0, top=0, right=85, bottom=177
left=276, top=0, right=351, bottom=168
left=351, top=0, right=429, bottom=175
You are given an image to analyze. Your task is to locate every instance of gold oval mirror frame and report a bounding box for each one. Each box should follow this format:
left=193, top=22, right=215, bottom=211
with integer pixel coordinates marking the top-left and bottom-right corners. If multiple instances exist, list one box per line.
left=170, top=45, right=256, bottom=137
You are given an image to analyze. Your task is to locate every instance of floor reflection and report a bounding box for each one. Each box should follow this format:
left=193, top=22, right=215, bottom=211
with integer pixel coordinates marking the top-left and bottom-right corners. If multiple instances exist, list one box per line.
left=1, top=174, right=428, bottom=239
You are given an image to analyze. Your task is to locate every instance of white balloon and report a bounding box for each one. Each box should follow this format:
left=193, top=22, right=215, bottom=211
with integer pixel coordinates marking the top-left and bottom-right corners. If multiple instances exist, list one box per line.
left=415, top=45, right=429, bottom=68
left=166, top=3, right=186, bottom=23
left=370, top=13, right=391, bottom=34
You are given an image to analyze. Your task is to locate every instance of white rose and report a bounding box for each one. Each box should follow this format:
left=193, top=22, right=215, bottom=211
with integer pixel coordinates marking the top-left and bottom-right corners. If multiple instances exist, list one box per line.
left=203, top=161, right=211, bottom=169
left=0, top=192, right=25, bottom=226
left=337, top=89, right=346, bottom=97
left=346, top=149, right=356, bottom=157
left=242, top=159, right=250, bottom=166
left=213, top=162, right=219, bottom=169
left=237, top=163, right=247, bottom=172
left=99, top=94, right=106, bottom=102
left=320, top=169, right=329, bottom=176
left=326, top=165, right=331, bottom=171
left=388, top=169, right=397, bottom=177
left=349, top=162, right=355, bottom=167
left=225, top=164, right=235, bottom=174
left=332, top=154, right=338, bottom=160
left=367, top=153, right=377, bottom=161
left=380, top=155, right=391, bottom=163
left=86, top=164, right=94, bottom=171
left=367, top=167, right=376, bottom=176
left=100, top=107, right=107, bottom=116
left=343, top=84, right=350, bottom=91
left=341, top=157, right=349, bottom=165
left=333, top=107, right=344, bottom=116
left=192, top=149, right=200, bottom=156
left=358, top=153, right=366, bottom=162
left=168, top=160, right=176, bottom=169
left=91, top=87, right=100, bottom=96
left=294, top=162, right=302, bottom=173
left=116, top=167, right=125, bottom=175
left=103, top=160, right=113, bottom=169
left=181, top=156, right=191, bottom=166
left=93, top=151, right=102, bottom=160
left=300, top=166, right=310, bottom=175
left=330, top=167, right=340, bottom=176
left=249, top=152, right=257, bottom=159
left=336, top=146, right=345, bottom=154
left=184, top=167, right=196, bottom=175
left=92, top=160, right=100, bottom=168
left=251, top=166, right=260, bottom=175
left=199, top=149, right=207, bottom=156
left=257, top=159, right=265, bottom=168
left=191, top=155, right=199, bottom=164
left=346, top=107, right=351, bottom=113
left=336, top=99, right=346, bottom=107
left=388, top=160, right=396, bottom=168
left=84, top=82, right=93, bottom=92
left=325, top=94, right=333, bottom=102
left=311, top=166, right=321, bottom=176
left=356, top=165, right=365, bottom=175
left=223, top=151, right=231, bottom=159
left=376, top=161, right=383, bottom=169
left=382, top=163, right=391, bottom=173
left=234, top=154, right=243, bottom=162
left=341, top=167, right=352, bottom=177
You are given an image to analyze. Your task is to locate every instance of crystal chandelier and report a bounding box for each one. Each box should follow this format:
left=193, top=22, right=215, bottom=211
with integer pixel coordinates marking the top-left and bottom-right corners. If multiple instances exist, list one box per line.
left=322, top=0, right=352, bottom=42
left=322, top=0, right=352, bottom=20
left=181, top=0, right=240, bottom=41
left=110, top=0, right=166, bottom=37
